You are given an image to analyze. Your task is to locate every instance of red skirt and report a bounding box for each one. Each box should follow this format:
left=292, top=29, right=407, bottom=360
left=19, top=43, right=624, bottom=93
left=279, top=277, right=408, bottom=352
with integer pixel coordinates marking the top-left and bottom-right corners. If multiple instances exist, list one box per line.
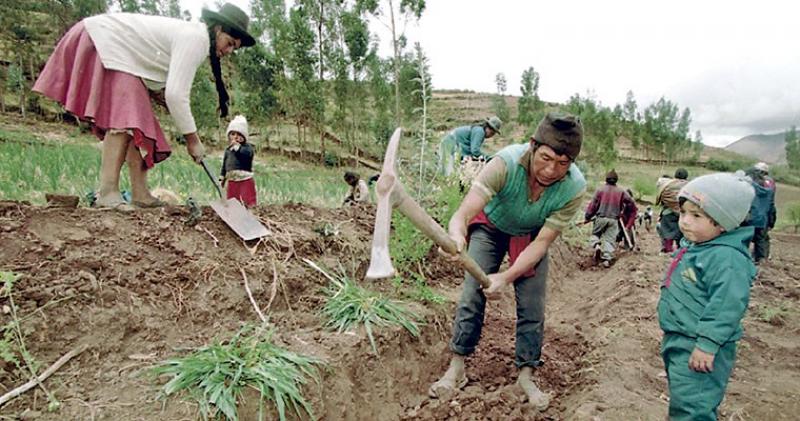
left=227, top=179, right=257, bottom=208
left=32, top=21, right=171, bottom=169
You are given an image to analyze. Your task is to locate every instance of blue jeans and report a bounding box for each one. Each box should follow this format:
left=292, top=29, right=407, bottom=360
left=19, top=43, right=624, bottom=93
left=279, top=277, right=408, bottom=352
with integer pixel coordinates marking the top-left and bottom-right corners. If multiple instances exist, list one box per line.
left=449, top=224, right=548, bottom=367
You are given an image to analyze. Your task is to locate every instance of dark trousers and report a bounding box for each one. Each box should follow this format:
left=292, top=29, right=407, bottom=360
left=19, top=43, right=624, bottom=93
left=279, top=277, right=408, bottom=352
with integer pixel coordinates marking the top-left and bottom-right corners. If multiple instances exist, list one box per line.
left=449, top=224, right=548, bottom=368
left=752, top=227, right=770, bottom=262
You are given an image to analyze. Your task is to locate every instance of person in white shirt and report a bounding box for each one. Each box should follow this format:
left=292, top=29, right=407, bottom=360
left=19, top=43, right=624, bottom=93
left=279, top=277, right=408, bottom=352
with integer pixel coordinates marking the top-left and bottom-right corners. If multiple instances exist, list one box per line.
left=33, top=3, right=255, bottom=211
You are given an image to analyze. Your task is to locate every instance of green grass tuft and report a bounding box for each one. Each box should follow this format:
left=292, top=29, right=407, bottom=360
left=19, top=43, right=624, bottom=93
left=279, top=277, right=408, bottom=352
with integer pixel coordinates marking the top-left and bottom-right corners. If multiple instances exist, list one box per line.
left=304, top=259, right=421, bottom=354
left=153, top=325, right=322, bottom=421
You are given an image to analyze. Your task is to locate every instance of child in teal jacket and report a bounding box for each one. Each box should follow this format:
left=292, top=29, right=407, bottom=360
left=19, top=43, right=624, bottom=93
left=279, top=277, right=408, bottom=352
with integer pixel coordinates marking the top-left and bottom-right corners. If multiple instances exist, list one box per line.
left=657, top=172, right=756, bottom=421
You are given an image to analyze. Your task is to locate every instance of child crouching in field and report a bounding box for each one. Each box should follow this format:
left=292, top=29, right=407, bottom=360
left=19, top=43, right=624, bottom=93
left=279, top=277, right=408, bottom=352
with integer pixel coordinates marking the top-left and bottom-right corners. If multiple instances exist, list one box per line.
left=342, top=171, right=370, bottom=205
left=658, top=173, right=756, bottom=421
left=220, top=115, right=257, bottom=208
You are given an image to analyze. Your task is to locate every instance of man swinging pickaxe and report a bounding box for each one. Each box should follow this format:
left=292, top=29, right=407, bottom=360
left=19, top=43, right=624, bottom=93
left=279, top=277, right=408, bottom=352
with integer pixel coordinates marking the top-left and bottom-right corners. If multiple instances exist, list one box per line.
left=366, top=113, right=586, bottom=410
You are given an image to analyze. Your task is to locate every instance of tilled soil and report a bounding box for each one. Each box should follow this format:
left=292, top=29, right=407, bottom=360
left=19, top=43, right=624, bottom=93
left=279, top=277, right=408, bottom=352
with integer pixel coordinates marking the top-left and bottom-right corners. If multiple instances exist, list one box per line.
left=0, top=201, right=798, bottom=420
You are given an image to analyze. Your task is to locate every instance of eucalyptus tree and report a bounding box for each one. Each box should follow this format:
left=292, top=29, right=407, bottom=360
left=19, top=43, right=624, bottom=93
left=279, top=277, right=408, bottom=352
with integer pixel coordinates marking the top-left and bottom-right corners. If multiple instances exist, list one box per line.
left=356, top=0, right=426, bottom=127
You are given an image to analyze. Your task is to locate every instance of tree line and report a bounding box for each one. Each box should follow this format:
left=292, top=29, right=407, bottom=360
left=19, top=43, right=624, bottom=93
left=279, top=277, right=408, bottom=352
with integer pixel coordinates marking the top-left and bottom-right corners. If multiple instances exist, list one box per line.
left=492, top=68, right=703, bottom=168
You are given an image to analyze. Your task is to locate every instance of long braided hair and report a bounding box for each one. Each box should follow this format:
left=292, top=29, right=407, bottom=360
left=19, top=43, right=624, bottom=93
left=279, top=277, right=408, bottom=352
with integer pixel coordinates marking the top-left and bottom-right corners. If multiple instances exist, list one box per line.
left=207, top=24, right=230, bottom=118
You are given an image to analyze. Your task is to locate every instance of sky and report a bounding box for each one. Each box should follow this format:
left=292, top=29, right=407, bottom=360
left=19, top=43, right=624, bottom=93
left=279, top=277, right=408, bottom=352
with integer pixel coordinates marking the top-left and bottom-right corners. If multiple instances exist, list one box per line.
left=183, top=0, right=800, bottom=147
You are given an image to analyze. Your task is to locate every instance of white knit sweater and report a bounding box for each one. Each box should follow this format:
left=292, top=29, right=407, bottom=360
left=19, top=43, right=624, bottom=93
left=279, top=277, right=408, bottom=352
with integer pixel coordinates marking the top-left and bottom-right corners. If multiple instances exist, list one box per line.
left=84, top=13, right=210, bottom=134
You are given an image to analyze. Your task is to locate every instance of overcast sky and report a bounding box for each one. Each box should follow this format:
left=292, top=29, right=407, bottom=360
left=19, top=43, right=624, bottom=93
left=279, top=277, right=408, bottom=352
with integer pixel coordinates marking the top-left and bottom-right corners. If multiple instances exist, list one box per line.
left=184, top=0, right=800, bottom=147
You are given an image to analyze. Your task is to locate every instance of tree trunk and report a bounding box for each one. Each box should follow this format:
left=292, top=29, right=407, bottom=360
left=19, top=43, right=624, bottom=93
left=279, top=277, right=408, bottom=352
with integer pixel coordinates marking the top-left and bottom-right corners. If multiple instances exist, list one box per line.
left=29, top=54, right=38, bottom=116
left=318, top=2, right=325, bottom=157
left=389, top=0, right=401, bottom=128
left=0, top=65, right=5, bottom=114
left=297, top=123, right=302, bottom=152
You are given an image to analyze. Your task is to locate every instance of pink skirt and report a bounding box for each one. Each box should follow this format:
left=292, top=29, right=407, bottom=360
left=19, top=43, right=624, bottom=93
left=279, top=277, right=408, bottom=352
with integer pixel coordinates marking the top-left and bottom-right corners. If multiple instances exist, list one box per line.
left=32, top=21, right=171, bottom=169
left=226, top=179, right=257, bottom=208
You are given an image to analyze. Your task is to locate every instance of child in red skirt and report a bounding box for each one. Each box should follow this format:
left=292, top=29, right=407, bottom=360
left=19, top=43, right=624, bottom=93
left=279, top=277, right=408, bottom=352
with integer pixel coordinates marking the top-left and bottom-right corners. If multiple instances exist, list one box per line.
left=221, top=115, right=257, bottom=208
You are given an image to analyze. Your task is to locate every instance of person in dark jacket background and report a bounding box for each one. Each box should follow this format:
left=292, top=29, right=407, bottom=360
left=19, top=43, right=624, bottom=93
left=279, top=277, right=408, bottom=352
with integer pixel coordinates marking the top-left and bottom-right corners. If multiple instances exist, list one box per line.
left=585, top=169, right=636, bottom=266
left=744, top=163, right=777, bottom=263
left=221, top=115, right=257, bottom=207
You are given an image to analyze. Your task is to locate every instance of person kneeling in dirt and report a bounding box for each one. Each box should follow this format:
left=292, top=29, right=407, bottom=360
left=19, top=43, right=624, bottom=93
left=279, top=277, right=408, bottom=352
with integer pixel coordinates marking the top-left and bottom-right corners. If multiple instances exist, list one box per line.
left=429, top=112, right=586, bottom=410
left=342, top=171, right=370, bottom=205
left=656, top=168, right=689, bottom=253
left=658, top=172, right=756, bottom=421
left=584, top=170, right=635, bottom=267
left=220, top=115, right=257, bottom=208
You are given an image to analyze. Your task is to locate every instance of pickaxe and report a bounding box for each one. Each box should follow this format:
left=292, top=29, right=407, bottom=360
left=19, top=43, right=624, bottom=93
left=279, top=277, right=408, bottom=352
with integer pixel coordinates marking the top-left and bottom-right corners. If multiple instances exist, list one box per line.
left=365, top=128, right=492, bottom=289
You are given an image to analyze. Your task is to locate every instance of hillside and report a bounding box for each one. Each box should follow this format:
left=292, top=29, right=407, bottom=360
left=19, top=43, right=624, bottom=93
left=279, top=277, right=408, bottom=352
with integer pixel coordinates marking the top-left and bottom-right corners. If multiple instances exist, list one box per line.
left=725, top=132, right=787, bottom=164
left=431, top=91, right=752, bottom=165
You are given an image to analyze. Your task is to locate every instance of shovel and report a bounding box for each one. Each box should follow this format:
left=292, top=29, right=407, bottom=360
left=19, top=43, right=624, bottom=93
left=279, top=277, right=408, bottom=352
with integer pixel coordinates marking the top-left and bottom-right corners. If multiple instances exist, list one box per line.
left=200, top=160, right=270, bottom=241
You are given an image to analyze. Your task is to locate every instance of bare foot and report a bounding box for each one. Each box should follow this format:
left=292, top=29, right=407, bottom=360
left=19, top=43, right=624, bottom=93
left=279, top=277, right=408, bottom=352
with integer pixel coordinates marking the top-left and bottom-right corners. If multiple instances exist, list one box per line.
left=94, top=193, right=134, bottom=212
left=131, top=192, right=166, bottom=208
left=428, top=356, right=467, bottom=399
left=517, top=367, right=550, bottom=411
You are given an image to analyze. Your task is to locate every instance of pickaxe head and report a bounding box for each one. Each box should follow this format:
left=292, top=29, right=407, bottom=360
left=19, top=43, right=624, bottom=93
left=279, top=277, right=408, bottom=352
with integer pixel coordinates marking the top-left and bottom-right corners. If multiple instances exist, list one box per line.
left=365, top=128, right=403, bottom=280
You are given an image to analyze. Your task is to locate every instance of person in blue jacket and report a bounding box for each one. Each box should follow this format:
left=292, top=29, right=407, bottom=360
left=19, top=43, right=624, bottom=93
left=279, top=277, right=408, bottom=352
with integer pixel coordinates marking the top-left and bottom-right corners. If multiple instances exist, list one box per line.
left=438, top=116, right=502, bottom=175
left=658, top=172, right=756, bottom=421
left=744, top=163, right=777, bottom=263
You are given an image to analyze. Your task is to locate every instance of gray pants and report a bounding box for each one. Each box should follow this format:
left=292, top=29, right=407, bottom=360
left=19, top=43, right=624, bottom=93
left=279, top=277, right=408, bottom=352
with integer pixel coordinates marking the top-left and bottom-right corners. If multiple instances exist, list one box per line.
left=449, top=224, right=548, bottom=368
left=752, top=227, right=770, bottom=262
left=590, top=216, right=619, bottom=261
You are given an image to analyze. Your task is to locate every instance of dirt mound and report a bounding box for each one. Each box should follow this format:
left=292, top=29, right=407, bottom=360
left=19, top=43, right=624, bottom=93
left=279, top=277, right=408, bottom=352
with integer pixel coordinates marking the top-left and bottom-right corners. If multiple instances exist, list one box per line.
left=1, top=202, right=798, bottom=420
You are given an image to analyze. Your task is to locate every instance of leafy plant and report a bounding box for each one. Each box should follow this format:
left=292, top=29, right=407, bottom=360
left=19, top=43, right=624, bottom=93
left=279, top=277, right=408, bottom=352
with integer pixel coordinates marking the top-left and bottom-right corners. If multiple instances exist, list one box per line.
left=0, top=271, right=60, bottom=410
left=304, top=259, right=420, bottom=354
left=754, top=303, right=789, bottom=326
left=153, top=325, right=322, bottom=421
left=787, top=202, right=800, bottom=233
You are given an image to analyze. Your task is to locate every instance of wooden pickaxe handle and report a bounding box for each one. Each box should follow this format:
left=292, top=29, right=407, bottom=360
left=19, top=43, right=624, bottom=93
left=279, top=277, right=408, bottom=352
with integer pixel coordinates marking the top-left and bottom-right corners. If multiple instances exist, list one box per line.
left=393, top=183, right=492, bottom=289
left=365, top=127, right=491, bottom=289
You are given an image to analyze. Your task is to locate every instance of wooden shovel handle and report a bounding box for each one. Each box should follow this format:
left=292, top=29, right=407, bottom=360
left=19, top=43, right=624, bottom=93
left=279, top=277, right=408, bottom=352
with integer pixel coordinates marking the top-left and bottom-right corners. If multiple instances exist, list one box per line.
left=200, top=160, right=224, bottom=199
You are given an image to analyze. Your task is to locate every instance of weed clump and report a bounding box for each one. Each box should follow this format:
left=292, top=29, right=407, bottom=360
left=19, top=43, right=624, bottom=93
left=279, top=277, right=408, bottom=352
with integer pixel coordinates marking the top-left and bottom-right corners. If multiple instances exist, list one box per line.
left=305, top=259, right=420, bottom=354
left=153, top=325, right=322, bottom=421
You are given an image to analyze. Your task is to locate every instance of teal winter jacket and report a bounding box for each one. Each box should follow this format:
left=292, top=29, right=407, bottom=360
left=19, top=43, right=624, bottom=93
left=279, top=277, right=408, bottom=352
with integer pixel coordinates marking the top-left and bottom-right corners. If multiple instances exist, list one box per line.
left=452, top=125, right=489, bottom=159
left=657, top=226, right=756, bottom=354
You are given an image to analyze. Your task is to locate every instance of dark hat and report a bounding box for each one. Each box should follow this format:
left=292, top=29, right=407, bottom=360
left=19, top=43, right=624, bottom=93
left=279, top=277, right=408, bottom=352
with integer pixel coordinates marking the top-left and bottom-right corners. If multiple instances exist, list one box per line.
left=485, top=116, right=502, bottom=134
left=606, top=169, right=618, bottom=184
left=674, top=168, right=688, bottom=180
left=532, top=112, right=583, bottom=160
left=202, top=3, right=255, bottom=47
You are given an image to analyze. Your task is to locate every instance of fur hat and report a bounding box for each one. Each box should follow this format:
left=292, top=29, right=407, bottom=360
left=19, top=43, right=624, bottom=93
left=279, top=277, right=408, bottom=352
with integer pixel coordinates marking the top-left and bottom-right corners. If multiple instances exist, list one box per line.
left=532, top=112, right=583, bottom=160
left=226, top=115, right=249, bottom=142
left=678, top=173, right=755, bottom=232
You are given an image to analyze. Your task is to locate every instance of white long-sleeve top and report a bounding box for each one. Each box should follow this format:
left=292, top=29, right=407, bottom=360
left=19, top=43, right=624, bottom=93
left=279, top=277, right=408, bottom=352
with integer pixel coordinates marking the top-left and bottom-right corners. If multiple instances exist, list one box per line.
left=84, top=13, right=209, bottom=134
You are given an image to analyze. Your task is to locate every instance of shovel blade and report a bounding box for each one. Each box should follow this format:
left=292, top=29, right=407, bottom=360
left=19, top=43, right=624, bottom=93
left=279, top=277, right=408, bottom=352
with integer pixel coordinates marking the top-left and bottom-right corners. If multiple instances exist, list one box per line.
left=209, top=199, right=271, bottom=241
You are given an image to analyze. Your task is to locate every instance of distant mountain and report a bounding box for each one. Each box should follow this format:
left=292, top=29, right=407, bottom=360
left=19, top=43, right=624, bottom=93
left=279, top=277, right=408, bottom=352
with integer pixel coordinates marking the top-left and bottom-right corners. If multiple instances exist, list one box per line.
left=725, top=132, right=786, bottom=164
